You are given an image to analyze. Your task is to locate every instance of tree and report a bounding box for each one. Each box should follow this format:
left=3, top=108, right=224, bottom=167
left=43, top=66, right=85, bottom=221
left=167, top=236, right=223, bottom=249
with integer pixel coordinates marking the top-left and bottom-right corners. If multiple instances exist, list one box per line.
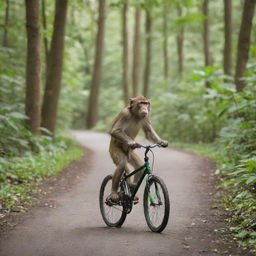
left=132, top=7, right=141, bottom=97
left=202, top=0, right=212, bottom=87
left=86, top=0, right=106, bottom=128
left=121, top=2, right=130, bottom=104
left=235, top=0, right=256, bottom=92
left=143, top=9, right=152, bottom=98
left=223, top=0, right=232, bottom=76
left=25, top=0, right=41, bottom=134
left=2, top=0, right=9, bottom=47
left=163, top=5, right=169, bottom=81
left=41, top=0, right=68, bottom=133
left=41, top=0, right=49, bottom=65
left=177, top=5, right=184, bottom=75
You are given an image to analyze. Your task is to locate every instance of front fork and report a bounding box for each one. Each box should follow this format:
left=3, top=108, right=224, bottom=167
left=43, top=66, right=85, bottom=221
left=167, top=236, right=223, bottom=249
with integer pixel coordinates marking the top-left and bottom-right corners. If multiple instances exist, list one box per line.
left=146, top=175, right=162, bottom=206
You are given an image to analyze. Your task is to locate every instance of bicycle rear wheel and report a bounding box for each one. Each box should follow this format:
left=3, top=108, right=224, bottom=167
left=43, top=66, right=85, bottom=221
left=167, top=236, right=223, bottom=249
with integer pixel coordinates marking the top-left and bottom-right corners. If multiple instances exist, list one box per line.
left=99, top=175, right=127, bottom=227
left=143, top=175, right=170, bottom=232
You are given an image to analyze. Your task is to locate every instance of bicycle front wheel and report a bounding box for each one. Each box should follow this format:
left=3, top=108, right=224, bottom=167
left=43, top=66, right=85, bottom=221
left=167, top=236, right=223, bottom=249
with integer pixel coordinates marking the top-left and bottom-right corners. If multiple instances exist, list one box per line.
left=99, top=175, right=127, bottom=228
left=143, top=175, right=170, bottom=232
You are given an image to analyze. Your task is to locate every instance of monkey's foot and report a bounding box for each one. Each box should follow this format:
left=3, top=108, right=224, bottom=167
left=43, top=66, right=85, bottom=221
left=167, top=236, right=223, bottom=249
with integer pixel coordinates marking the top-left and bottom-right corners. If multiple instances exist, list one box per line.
left=133, top=196, right=139, bottom=205
left=107, top=192, right=120, bottom=203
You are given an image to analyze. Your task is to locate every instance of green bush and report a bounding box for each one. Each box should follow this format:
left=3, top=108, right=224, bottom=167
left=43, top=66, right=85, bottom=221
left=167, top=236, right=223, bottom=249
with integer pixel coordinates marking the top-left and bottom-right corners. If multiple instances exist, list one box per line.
left=153, top=66, right=230, bottom=143
left=217, top=82, right=256, bottom=252
left=152, top=64, right=256, bottom=252
left=0, top=138, right=83, bottom=211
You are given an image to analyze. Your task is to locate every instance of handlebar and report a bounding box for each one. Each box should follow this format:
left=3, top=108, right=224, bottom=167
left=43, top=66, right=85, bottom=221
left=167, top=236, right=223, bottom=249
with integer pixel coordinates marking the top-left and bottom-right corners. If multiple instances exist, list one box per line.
left=139, top=144, right=162, bottom=149
left=129, top=142, right=168, bottom=150
left=136, top=143, right=164, bottom=160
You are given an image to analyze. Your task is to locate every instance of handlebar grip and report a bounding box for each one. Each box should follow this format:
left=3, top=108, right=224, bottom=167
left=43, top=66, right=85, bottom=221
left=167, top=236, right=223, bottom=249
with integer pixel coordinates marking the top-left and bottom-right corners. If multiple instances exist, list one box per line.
left=136, top=143, right=168, bottom=149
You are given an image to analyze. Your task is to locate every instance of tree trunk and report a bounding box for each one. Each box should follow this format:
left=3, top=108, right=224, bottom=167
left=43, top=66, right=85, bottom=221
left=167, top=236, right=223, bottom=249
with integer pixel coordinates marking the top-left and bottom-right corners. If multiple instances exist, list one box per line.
left=235, top=0, right=256, bottom=92
left=163, top=6, right=169, bottom=81
left=177, top=6, right=184, bottom=75
left=3, top=0, right=10, bottom=47
left=41, top=0, right=49, bottom=65
left=143, top=10, right=152, bottom=98
left=41, top=0, right=68, bottom=133
left=132, top=7, right=141, bottom=97
left=121, top=2, right=130, bottom=104
left=86, top=0, right=106, bottom=128
left=25, top=0, right=41, bottom=134
left=223, top=0, right=232, bottom=76
left=202, top=0, right=212, bottom=87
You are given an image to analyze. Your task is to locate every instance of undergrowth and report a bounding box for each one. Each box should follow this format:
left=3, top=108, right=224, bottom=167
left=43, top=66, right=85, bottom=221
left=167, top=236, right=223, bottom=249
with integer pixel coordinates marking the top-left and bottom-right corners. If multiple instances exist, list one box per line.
left=0, top=138, right=83, bottom=212
left=178, top=140, right=256, bottom=254
left=154, top=67, right=256, bottom=254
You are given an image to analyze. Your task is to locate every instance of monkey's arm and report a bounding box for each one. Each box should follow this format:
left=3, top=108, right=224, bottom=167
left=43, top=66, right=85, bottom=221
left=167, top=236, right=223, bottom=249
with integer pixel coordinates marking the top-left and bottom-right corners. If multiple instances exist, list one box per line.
left=110, top=111, right=135, bottom=145
left=142, top=118, right=162, bottom=143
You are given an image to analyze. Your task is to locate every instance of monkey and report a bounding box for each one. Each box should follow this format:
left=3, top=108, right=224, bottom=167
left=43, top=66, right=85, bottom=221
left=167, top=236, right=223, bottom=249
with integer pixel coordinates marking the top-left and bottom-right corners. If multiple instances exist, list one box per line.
left=108, top=96, right=168, bottom=202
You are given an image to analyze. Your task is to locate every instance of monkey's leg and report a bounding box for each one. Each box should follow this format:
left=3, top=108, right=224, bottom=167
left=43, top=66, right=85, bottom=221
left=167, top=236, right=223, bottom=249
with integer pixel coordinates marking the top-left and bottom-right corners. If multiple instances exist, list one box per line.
left=128, top=151, right=144, bottom=185
left=127, top=151, right=143, bottom=204
left=110, top=153, right=127, bottom=202
left=124, top=164, right=133, bottom=186
left=112, top=163, right=126, bottom=192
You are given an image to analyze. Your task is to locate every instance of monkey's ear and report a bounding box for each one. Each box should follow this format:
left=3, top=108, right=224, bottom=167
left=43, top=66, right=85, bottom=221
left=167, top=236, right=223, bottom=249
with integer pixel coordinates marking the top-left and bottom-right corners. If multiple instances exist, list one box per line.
left=129, top=98, right=135, bottom=107
left=128, top=98, right=136, bottom=110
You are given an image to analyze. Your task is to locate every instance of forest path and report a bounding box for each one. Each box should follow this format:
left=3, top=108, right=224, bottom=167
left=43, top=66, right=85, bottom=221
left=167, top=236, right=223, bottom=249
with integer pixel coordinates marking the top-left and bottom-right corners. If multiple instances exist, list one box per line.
left=0, top=131, right=243, bottom=256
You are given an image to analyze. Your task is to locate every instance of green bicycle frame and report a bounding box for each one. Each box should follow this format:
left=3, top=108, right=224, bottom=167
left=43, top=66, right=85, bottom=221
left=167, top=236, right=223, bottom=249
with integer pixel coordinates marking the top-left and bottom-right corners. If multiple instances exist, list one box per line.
left=123, top=158, right=152, bottom=200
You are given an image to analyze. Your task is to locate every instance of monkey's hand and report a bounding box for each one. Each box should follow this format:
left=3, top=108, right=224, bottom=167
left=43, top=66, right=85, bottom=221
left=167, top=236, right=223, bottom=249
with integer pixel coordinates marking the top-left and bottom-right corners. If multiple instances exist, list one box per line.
left=128, top=141, right=141, bottom=149
left=159, top=140, right=168, bottom=148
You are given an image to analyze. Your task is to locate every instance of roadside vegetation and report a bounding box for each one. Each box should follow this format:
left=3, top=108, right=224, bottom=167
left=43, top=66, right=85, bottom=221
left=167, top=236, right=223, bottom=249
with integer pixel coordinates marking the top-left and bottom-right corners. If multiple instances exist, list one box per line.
left=157, top=74, right=256, bottom=251
left=0, top=130, right=83, bottom=212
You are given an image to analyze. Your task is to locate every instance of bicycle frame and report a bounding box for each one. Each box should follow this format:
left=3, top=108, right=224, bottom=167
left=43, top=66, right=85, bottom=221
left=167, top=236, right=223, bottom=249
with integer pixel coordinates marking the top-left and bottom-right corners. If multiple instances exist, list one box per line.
left=121, top=156, right=151, bottom=200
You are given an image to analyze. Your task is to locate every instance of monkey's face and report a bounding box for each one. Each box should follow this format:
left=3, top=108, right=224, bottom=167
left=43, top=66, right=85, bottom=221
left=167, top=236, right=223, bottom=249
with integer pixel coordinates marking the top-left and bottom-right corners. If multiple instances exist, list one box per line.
left=137, top=101, right=150, bottom=118
left=129, top=96, right=151, bottom=119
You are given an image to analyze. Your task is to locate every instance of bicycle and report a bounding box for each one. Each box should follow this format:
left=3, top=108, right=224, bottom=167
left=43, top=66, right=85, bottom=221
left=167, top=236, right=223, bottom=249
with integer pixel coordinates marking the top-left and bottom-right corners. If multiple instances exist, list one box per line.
left=99, top=144, right=170, bottom=233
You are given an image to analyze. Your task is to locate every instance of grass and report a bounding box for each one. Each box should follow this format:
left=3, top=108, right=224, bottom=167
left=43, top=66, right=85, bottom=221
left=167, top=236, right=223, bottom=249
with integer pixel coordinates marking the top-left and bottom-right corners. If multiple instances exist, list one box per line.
left=0, top=139, right=83, bottom=211
left=171, top=141, right=220, bottom=161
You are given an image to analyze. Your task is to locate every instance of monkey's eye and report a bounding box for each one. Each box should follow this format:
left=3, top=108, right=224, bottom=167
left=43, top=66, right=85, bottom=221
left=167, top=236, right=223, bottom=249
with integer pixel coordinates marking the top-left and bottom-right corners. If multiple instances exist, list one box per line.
left=139, top=101, right=149, bottom=105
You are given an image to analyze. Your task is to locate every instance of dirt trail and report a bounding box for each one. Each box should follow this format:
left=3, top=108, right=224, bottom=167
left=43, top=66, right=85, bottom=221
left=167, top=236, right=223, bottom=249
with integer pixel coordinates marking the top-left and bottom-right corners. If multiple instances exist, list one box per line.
left=0, top=131, right=246, bottom=256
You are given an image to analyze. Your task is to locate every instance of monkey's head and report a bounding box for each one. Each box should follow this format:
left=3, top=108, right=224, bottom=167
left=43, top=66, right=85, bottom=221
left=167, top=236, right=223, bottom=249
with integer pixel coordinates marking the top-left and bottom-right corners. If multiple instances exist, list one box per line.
left=129, top=96, right=150, bottom=119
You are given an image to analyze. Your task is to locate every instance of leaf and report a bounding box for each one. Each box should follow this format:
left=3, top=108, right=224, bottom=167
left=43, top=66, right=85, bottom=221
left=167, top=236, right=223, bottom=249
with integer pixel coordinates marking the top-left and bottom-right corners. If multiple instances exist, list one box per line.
left=174, top=14, right=206, bottom=27
left=5, top=119, right=19, bottom=131
left=39, top=127, right=52, bottom=136
left=9, top=112, right=28, bottom=120
left=217, top=107, right=229, bottom=118
left=235, top=191, right=250, bottom=199
left=235, top=230, right=250, bottom=239
left=246, top=176, right=256, bottom=185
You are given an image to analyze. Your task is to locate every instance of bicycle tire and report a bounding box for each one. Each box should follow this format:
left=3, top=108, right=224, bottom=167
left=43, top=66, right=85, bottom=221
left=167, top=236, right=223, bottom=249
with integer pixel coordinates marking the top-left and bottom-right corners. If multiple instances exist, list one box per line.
left=99, top=175, right=127, bottom=228
left=143, top=175, right=170, bottom=232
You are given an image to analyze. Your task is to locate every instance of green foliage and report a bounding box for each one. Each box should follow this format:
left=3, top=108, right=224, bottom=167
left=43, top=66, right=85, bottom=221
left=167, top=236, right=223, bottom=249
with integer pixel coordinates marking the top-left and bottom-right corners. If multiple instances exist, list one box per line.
left=173, top=13, right=206, bottom=27
left=152, top=63, right=256, bottom=252
left=216, top=80, right=256, bottom=252
left=153, top=67, right=230, bottom=143
left=0, top=138, right=83, bottom=211
left=0, top=105, right=31, bottom=156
